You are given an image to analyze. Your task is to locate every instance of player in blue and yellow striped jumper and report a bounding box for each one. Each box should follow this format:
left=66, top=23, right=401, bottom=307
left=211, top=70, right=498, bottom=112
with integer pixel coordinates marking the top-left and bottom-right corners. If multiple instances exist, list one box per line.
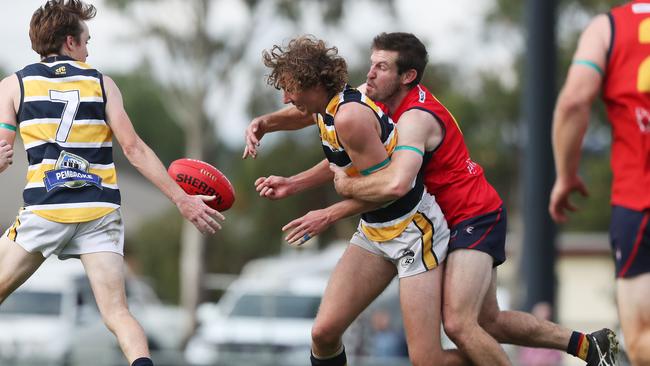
left=257, top=35, right=449, bottom=366
left=0, top=2, right=224, bottom=366
left=17, top=54, right=119, bottom=223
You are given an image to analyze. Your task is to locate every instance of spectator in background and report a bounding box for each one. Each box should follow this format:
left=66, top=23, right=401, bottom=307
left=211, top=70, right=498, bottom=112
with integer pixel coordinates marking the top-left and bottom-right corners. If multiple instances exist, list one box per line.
left=369, top=308, right=408, bottom=359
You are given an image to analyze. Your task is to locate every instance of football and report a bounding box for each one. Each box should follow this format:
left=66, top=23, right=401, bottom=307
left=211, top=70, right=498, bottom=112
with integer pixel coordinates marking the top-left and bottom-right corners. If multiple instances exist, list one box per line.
left=167, top=158, right=235, bottom=211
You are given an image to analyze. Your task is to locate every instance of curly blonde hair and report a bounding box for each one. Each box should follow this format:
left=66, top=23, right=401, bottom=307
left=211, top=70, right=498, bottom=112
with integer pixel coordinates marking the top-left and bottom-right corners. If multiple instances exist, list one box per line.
left=263, top=35, right=348, bottom=97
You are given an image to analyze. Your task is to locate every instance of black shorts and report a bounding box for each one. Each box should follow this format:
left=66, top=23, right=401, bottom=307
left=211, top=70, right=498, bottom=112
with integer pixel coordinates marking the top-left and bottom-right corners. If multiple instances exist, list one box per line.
left=448, top=205, right=507, bottom=267
left=611, top=205, right=650, bottom=278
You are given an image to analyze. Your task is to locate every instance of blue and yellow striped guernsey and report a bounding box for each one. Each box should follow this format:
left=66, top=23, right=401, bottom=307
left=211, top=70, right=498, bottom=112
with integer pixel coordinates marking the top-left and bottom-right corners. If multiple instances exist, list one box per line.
left=16, top=55, right=120, bottom=223
left=317, top=86, right=432, bottom=242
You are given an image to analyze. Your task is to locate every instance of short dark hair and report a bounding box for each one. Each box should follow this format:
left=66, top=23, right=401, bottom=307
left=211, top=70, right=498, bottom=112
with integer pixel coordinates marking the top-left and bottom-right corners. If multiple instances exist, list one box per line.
left=30, top=0, right=96, bottom=58
left=371, top=32, right=428, bottom=88
left=263, top=35, right=348, bottom=98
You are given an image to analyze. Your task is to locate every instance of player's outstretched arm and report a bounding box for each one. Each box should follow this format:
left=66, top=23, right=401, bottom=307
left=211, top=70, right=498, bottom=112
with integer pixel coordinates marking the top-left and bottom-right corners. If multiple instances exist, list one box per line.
left=255, top=158, right=332, bottom=200
left=332, top=109, right=434, bottom=202
left=103, top=75, right=224, bottom=234
left=283, top=198, right=383, bottom=246
left=0, top=75, right=19, bottom=174
left=243, top=106, right=315, bottom=159
left=550, top=14, right=607, bottom=223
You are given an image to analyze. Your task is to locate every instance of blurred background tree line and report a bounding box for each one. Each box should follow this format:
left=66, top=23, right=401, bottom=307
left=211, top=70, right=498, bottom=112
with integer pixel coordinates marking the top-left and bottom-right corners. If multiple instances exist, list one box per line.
left=86, top=0, right=621, bottom=307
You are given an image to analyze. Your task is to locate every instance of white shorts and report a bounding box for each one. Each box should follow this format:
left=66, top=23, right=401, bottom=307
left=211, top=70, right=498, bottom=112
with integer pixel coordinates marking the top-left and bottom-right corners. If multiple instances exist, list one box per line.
left=2, top=208, right=124, bottom=260
left=350, top=192, right=449, bottom=278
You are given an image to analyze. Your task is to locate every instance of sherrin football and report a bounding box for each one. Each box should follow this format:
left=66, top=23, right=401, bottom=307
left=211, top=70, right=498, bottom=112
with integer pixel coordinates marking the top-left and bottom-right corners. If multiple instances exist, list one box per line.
left=167, top=158, right=235, bottom=211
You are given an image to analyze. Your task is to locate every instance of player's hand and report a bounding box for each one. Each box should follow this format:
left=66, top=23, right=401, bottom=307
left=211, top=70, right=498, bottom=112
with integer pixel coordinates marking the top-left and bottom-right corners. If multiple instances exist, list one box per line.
left=242, top=115, right=267, bottom=159
left=330, top=164, right=353, bottom=197
left=282, top=209, right=332, bottom=247
left=549, top=175, right=589, bottom=223
left=254, top=175, right=294, bottom=200
left=176, top=194, right=225, bottom=234
left=0, top=140, right=14, bottom=174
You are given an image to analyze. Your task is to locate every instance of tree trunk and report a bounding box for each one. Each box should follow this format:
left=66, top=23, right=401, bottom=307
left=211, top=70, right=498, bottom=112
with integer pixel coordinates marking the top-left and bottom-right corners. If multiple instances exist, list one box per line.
left=180, top=220, right=205, bottom=344
left=179, top=98, right=207, bottom=345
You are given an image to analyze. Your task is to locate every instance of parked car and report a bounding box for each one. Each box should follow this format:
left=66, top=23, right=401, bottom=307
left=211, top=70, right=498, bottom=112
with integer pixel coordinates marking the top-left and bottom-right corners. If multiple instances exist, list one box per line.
left=0, top=259, right=81, bottom=365
left=185, top=244, right=402, bottom=366
left=185, top=274, right=327, bottom=365
left=0, top=257, right=187, bottom=366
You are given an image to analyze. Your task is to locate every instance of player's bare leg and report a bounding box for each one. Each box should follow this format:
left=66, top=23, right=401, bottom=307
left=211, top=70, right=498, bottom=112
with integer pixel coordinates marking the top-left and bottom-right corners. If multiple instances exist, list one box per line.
left=400, top=262, right=470, bottom=366
left=0, top=236, right=45, bottom=303
left=443, top=249, right=511, bottom=366
left=311, top=244, right=396, bottom=364
left=478, top=268, right=572, bottom=349
left=453, top=253, right=616, bottom=365
left=81, top=252, right=151, bottom=364
left=617, top=273, right=650, bottom=365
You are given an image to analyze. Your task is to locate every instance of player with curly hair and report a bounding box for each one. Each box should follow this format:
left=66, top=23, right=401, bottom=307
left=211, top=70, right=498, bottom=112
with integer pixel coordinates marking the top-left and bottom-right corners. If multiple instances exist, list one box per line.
left=258, top=35, right=459, bottom=366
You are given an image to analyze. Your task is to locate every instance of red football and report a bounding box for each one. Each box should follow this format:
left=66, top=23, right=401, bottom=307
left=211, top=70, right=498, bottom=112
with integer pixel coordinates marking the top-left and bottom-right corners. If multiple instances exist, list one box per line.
left=167, top=158, right=235, bottom=211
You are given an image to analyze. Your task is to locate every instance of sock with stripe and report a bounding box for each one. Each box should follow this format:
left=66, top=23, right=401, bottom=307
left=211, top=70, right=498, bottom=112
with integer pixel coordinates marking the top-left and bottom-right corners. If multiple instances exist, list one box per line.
left=310, top=345, right=347, bottom=366
left=131, top=357, right=154, bottom=366
left=567, top=331, right=590, bottom=361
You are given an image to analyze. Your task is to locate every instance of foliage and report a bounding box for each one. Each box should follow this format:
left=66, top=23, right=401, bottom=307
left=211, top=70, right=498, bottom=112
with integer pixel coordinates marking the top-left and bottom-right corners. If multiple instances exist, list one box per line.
left=488, top=0, right=619, bottom=26
left=111, top=66, right=186, bottom=166
left=126, top=210, right=184, bottom=303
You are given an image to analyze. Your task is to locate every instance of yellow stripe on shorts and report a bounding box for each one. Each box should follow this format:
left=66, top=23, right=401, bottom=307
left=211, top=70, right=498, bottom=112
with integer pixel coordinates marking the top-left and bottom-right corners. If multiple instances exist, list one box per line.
left=413, top=212, right=439, bottom=270
left=361, top=215, right=413, bottom=242
left=8, top=213, right=21, bottom=242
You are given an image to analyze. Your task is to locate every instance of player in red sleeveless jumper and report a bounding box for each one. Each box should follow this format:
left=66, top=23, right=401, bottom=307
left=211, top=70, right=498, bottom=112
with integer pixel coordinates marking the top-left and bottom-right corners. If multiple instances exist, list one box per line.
left=374, top=84, right=503, bottom=230
left=552, top=2, right=650, bottom=364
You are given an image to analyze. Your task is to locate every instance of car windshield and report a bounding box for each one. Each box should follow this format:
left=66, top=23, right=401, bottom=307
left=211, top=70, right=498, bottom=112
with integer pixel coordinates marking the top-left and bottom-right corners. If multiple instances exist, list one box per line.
left=228, top=294, right=320, bottom=319
left=0, top=291, right=62, bottom=316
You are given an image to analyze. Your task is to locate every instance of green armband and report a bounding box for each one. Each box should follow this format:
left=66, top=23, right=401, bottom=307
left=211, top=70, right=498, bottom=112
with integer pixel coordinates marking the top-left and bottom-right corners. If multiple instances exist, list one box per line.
left=394, top=145, right=424, bottom=156
left=360, top=157, right=390, bottom=176
left=0, top=123, right=17, bottom=132
left=572, top=60, right=604, bottom=76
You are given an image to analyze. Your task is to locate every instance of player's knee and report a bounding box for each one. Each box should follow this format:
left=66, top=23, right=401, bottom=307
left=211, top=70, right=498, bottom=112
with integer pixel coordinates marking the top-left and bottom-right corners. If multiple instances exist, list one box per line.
left=442, top=310, right=475, bottom=344
left=311, top=322, right=343, bottom=350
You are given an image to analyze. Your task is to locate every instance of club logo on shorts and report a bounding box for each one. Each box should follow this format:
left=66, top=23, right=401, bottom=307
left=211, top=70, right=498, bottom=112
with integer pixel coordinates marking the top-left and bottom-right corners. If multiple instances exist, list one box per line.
left=465, top=226, right=475, bottom=235
left=399, top=249, right=415, bottom=269
left=450, top=229, right=458, bottom=242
